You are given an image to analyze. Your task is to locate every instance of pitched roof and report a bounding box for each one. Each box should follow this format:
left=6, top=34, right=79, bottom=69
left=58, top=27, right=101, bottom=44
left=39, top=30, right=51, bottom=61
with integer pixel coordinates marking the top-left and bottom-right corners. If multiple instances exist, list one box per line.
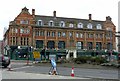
left=35, top=15, right=104, bottom=28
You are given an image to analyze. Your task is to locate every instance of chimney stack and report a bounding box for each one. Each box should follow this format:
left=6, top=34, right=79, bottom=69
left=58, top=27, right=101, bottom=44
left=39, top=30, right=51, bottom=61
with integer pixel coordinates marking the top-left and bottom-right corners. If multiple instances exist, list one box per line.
left=32, top=9, right=35, bottom=16
left=89, top=14, right=92, bottom=20
left=106, top=16, right=112, bottom=21
left=53, top=11, right=56, bottom=18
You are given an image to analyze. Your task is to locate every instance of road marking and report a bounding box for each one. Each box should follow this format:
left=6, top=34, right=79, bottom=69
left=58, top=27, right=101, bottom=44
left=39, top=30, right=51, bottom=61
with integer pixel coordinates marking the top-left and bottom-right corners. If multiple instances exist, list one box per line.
left=5, top=66, right=33, bottom=71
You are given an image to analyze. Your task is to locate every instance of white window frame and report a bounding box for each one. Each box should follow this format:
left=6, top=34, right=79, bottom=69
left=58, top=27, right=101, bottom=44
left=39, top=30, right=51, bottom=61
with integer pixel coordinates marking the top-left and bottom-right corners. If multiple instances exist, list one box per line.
left=62, top=32, right=66, bottom=37
left=96, top=24, right=102, bottom=29
left=20, top=20, right=28, bottom=24
left=47, top=32, right=50, bottom=37
left=87, top=23, right=92, bottom=29
left=52, top=32, right=55, bottom=37
left=15, top=28, right=18, bottom=33
left=26, top=29, right=30, bottom=34
left=76, top=42, right=82, bottom=49
left=37, top=20, right=43, bottom=26
left=80, top=33, right=83, bottom=38
left=20, top=28, right=24, bottom=33
left=76, top=33, right=79, bottom=38
left=58, top=32, right=61, bottom=37
left=60, top=21, right=65, bottom=27
left=69, top=23, right=74, bottom=27
left=49, top=20, right=54, bottom=26
left=77, top=23, right=83, bottom=28
left=69, top=32, right=72, bottom=37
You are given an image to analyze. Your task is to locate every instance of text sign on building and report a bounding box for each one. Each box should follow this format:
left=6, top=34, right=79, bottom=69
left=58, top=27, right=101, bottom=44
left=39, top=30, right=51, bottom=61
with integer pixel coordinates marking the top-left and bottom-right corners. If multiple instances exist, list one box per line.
left=33, top=51, right=40, bottom=58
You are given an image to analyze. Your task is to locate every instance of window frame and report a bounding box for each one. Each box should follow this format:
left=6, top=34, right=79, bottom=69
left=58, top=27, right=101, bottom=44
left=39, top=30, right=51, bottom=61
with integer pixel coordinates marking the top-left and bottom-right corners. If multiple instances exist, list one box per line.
left=87, top=23, right=92, bottom=29
left=60, top=21, right=65, bottom=27
left=96, top=24, right=102, bottom=29
left=77, top=23, right=83, bottom=28
left=49, top=20, right=54, bottom=26
left=20, top=20, right=29, bottom=24
left=69, top=23, right=74, bottom=28
left=37, top=20, right=43, bottom=26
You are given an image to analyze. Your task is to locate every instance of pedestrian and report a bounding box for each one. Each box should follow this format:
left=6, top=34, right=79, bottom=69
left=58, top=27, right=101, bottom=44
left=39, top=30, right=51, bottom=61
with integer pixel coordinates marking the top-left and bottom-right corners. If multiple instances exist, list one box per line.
left=49, top=58, right=58, bottom=75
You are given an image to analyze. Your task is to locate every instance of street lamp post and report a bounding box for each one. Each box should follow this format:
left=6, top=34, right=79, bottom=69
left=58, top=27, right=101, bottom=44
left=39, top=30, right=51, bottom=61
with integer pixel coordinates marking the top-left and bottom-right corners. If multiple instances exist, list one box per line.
left=109, top=30, right=112, bottom=50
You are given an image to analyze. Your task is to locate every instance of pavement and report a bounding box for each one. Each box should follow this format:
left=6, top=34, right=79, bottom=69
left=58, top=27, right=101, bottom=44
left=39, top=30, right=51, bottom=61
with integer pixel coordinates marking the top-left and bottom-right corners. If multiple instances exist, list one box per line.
left=2, top=70, right=91, bottom=79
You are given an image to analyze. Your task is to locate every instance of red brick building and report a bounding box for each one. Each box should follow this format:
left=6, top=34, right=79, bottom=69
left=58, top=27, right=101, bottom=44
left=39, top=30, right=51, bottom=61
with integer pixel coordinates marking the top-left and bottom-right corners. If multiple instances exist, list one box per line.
left=4, top=7, right=116, bottom=52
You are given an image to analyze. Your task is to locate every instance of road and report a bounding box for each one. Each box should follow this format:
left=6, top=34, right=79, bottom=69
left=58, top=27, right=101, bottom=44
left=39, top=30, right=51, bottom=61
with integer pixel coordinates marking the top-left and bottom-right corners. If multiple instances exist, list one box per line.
left=1, top=60, right=119, bottom=80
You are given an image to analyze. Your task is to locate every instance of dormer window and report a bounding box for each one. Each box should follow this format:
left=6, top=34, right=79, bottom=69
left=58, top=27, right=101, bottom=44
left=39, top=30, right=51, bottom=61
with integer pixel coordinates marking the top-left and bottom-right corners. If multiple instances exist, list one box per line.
left=96, top=24, right=102, bottom=29
left=37, top=20, right=43, bottom=26
left=69, top=23, right=74, bottom=27
left=60, top=21, right=65, bottom=27
left=78, top=23, right=83, bottom=28
left=20, top=20, right=29, bottom=24
left=87, top=23, right=92, bottom=29
left=49, top=20, right=54, bottom=26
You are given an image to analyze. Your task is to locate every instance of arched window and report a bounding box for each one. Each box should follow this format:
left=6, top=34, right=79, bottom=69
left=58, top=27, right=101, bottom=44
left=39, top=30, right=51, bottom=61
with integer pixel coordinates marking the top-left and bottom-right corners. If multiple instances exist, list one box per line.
left=87, top=23, right=92, bottom=29
left=96, top=24, right=102, bottom=29
left=60, top=21, right=65, bottom=27
left=77, top=23, right=83, bottom=28
left=49, top=20, right=54, bottom=26
left=37, top=20, right=43, bottom=26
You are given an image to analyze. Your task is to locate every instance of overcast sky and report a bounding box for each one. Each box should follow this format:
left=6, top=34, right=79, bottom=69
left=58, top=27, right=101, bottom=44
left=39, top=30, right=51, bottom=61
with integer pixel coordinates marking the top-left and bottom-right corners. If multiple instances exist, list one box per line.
left=0, top=0, right=119, bottom=40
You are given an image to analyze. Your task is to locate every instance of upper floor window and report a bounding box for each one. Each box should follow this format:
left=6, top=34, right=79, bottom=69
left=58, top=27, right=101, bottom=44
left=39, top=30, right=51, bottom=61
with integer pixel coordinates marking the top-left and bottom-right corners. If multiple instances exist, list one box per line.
left=37, top=20, right=43, bottom=26
left=76, top=33, right=79, bottom=38
left=69, top=32, right=73, bottom=37
left=80, top=33, right=83, bottom=38
left=69, top=23, right=74, bottom=28
left=96, top=34, right=99, bottom=38
left=52, top=32, right=55, bottom=37
left=60, top=21, right=65, bottom=27
left=100, top=34, right=103, bottom=38
left=11, top=28, right=18, bottom=33
left=49, top=20, right=54, bottom=26
left=106, top=27, right=112, bottom=31
left=77, top=23, right=83, bottom=28
left=96, top=24, right=102, bottom=29
left=20, top=29, right=24, bottom=33
left=62, top=32, right=66, bottom=37
left=15, top=28, right=18, bottom=33
left=88, top=34, right=93, bottom=38
left=47, top=32, right=50, bottom=37
left=20, top=28, right=30, bottom=34
left=58, top=32, right=61, bottom=37
left=87, top=33, right=93, bottom=38
left=20, top=20, right=29, bottom=24
left=87, top=23, right=92, bottom=29
left=35, top=31, right=39, bottom=36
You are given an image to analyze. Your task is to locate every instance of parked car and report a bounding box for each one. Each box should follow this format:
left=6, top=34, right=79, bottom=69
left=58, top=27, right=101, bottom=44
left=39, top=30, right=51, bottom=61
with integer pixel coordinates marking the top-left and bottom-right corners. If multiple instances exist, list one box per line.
left=0, top=55, right=10, bottom=68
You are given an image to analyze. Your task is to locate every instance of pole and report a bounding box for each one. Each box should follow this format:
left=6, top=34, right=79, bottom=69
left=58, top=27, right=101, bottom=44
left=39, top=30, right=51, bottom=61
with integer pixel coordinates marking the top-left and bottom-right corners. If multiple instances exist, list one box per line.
left=27, top=46, right=30, bottom=65
left=110, top=31, right=112, bottom=50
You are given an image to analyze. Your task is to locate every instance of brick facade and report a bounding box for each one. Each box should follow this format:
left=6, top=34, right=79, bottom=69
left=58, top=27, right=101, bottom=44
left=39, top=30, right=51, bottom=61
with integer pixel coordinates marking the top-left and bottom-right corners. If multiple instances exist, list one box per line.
left=4, top=7, right=116, bottom=51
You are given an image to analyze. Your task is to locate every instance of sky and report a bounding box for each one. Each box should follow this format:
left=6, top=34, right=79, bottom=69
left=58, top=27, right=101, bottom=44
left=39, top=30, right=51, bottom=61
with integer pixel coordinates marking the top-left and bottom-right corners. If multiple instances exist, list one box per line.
left=0, top=0, right=119, bottom=40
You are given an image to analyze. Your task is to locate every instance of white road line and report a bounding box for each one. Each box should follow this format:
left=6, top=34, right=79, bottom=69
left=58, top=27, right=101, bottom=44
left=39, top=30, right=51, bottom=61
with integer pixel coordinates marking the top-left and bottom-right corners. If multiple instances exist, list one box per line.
left=5, top=66, right=33, bottom=71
